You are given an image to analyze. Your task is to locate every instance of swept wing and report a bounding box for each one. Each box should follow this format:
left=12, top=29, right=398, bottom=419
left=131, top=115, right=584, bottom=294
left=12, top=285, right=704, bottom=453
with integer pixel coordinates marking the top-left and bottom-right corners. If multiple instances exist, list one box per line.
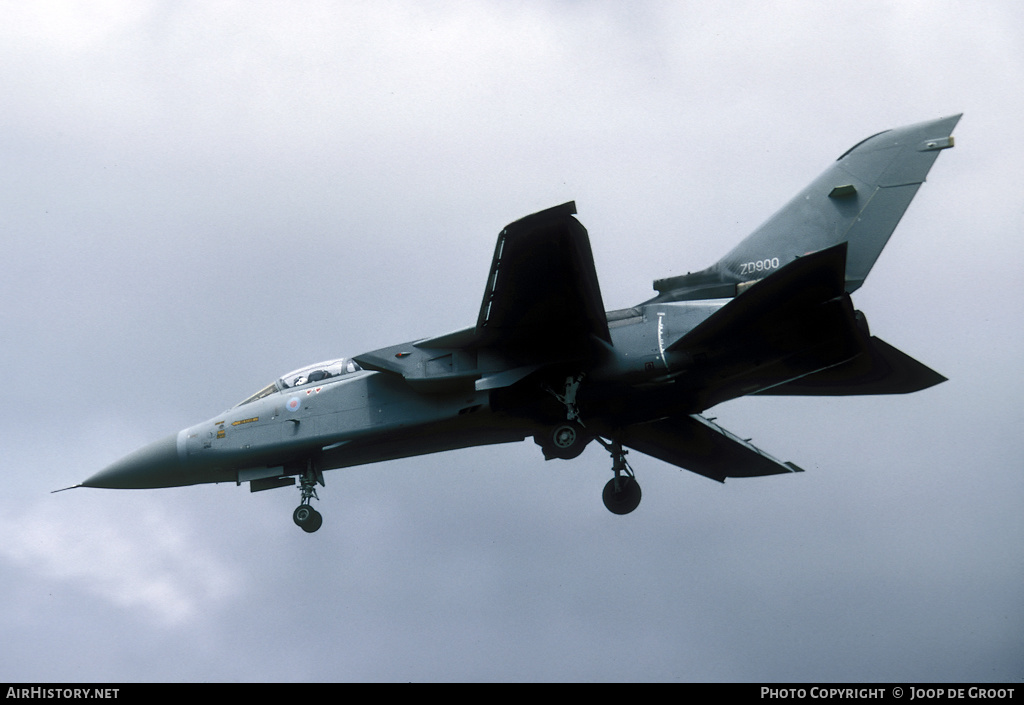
left=355, top=202, right=610, bottom=392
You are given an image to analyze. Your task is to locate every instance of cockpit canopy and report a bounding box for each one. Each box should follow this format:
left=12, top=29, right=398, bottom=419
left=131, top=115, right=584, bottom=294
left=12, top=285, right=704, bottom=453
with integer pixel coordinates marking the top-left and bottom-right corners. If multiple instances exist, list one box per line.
left=279, top=358, right=362, bottom=389
left=235, top=358, right=363, bottom=407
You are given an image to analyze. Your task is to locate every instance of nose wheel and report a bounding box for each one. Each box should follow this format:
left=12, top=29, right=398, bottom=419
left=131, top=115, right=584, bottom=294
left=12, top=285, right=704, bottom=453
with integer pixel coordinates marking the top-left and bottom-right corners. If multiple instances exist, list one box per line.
left=293, top=503, right=323, bottom=533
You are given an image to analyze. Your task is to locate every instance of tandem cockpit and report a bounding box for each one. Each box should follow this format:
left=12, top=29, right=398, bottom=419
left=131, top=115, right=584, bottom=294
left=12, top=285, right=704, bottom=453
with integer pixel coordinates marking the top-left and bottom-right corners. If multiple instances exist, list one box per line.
left=234, top=358, right=363, bottom=407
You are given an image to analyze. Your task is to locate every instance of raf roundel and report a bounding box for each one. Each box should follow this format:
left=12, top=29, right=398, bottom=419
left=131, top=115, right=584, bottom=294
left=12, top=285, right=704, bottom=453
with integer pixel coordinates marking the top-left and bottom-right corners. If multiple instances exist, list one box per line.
left=286, top=397, right=301, bottom=412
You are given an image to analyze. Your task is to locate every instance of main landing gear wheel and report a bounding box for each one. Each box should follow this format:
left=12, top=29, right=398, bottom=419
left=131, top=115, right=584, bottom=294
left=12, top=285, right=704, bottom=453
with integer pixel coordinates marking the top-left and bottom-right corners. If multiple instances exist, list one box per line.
left=546, top=422, right=589, bottom=460
left=293, top=504, right=323, bottom=533
left=596, top=437, right=642, bottom=515
left=602, top=476, right=642, bottom=515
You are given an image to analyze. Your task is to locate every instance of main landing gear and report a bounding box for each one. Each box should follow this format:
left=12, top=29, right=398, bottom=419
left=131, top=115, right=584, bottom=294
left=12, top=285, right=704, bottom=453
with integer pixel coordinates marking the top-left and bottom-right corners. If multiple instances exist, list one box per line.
left=597, top=437, right=642, bottom=515
left=540, top=372, right=643, bottom=515
left=537, top=373, right=592, bottom=459
left=293, top=462, right=324, bottom=533
left=539, top=421, right=590, bottom=460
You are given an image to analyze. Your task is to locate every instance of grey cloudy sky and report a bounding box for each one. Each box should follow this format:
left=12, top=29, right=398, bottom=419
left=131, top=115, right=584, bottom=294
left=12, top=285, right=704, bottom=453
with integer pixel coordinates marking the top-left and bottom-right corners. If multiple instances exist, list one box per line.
left=1, top=1, right=1021, bottom=682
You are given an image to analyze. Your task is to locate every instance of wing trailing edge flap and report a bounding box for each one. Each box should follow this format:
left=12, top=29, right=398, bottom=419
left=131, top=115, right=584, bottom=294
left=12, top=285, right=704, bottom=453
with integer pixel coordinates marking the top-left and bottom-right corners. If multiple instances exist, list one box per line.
left=621, top=414, right=803, bottom=483
left=354, top=202, right=611, bottom=393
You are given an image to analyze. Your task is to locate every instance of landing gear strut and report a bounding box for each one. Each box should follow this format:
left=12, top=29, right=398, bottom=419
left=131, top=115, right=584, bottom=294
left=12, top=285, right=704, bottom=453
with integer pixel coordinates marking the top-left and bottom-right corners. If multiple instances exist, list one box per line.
left=597, top=438, right=642, bottom=515
left=541, top=374, right=642, bottom=514
left=537, top=373, right=592, bottom=459
left=293, top=461, right=324, bottom=533
left=545, top=373, right=585, bottom=424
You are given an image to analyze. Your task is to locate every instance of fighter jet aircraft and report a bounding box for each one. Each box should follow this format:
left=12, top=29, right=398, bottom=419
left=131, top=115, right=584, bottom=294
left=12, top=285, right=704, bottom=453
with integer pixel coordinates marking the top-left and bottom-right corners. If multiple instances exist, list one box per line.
left=69, top=115, right=960, bottom=532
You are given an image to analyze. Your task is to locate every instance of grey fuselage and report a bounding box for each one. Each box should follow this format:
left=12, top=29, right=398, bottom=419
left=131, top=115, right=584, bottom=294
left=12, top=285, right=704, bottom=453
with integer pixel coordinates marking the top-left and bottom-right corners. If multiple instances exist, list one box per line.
left=85, top=299, right=728, bottom=491
left=81, top=115, right=959, bottom=496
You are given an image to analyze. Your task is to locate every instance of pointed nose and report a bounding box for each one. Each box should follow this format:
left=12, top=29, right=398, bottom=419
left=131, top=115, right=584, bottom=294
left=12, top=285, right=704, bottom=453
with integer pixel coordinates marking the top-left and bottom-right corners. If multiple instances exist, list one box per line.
left=83, top=433, right=185, bottom=489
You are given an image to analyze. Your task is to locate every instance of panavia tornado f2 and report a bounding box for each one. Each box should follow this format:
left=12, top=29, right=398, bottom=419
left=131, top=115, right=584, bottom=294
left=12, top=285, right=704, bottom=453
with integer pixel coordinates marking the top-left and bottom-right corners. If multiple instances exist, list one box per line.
left=69, top=115, right=960, bottom=532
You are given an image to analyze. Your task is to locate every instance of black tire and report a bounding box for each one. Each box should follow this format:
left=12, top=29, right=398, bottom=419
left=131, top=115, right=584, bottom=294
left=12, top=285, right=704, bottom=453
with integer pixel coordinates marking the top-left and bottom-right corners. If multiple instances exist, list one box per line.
left=303, top=509, right=323, bottom=533
left=293, top=504, right=316, bottom=529
left=602, top=476, right=642, bottom=515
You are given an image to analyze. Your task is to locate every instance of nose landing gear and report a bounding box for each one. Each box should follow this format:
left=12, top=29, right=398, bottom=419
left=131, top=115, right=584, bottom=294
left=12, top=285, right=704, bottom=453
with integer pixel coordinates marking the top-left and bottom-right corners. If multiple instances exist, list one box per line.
left=293, top=462, right=325, bottom=533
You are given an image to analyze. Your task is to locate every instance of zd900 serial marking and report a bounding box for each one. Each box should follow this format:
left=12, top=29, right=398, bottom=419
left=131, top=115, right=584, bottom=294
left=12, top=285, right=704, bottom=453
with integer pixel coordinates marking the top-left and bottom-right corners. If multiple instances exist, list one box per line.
left=739, top=257, right=780, bottom=276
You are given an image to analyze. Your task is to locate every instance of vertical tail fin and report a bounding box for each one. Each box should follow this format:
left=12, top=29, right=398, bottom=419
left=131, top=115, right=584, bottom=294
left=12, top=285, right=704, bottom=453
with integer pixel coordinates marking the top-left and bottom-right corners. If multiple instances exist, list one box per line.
left=653, top=115, right=960, bottom=300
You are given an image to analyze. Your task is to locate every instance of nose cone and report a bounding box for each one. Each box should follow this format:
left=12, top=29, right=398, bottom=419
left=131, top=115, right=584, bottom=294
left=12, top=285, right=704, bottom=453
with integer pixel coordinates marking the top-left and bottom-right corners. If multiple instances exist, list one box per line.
left=83, top=433, right=185, bottom=489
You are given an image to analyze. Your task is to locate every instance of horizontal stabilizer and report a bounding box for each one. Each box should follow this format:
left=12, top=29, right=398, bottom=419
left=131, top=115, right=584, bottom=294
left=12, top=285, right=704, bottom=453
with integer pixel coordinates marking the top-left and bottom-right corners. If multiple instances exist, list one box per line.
left=755, top=336, right=946, bottom=396
left=669, top=242, right=849, bottom=353
left=621, top=414, right=803, bottom=483
left=666, top=243, right=870, bottom=408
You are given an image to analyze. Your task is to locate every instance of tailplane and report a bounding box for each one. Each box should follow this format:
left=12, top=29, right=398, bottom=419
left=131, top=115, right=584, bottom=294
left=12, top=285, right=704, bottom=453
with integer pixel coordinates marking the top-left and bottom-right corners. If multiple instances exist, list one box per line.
left=754, top=335, right=947, bottom=396
left=664, top=241, right=947, bottom=404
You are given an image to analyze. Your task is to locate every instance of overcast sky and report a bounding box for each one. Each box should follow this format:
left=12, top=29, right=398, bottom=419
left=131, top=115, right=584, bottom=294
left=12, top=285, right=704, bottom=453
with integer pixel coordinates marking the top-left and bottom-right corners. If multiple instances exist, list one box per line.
left=1, top=1, right=1021, bottom=683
